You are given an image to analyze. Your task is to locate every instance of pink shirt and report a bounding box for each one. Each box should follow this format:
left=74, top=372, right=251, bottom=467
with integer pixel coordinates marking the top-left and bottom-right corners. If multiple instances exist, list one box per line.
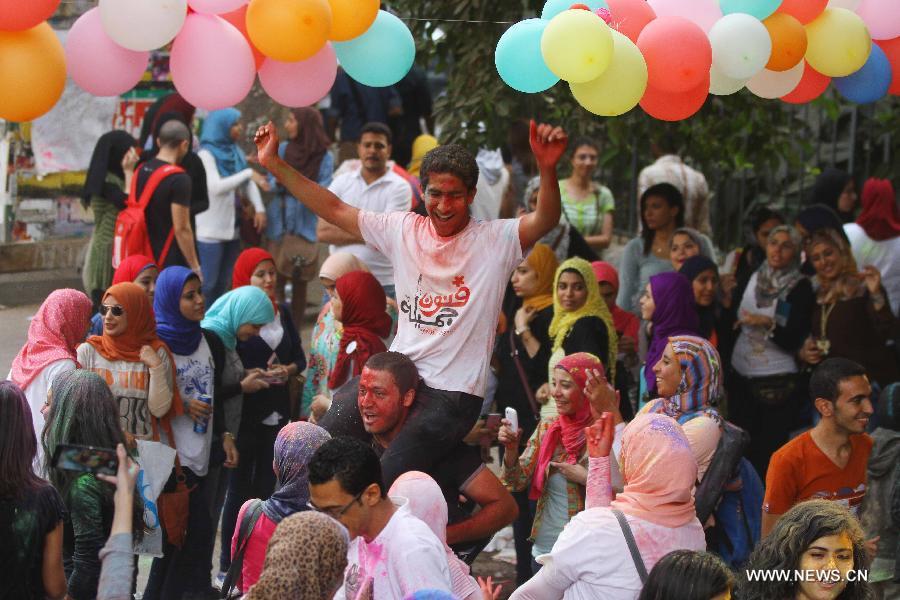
left=231, top=500, right=278, bottom=592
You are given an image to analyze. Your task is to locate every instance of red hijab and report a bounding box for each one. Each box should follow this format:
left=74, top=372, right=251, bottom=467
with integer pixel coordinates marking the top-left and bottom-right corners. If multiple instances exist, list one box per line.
left=113, top=254, right=157, bottom=285
left=856, top=178, right=900, bottom=241
left=591, top=261, right=639, bottom=341
left=328, top=271, right=393, bottom=390
left=231, top=247, right=279, bottom=313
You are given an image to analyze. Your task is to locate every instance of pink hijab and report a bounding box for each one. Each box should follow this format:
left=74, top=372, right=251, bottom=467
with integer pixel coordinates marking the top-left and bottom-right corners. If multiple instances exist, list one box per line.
left=610, top=413, right=699, bottom=528
left=10, top=289, right=93, bottom=389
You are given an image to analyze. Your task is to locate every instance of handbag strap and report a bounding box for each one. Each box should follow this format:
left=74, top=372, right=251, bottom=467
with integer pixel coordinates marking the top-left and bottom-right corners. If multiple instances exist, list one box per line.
left=222, top=499, right=265, bottom=598
left=612, top=508, right=648, bottom=584
left=150, top=414, right=186, bottom=482
left=508, top=327, right=541, bottom=419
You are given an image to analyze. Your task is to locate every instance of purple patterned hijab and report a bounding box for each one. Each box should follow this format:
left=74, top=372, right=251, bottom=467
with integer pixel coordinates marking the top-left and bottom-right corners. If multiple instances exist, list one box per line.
left=262, top=421, right=331, bottom=523
left=644, top=272, right=700, bottom=396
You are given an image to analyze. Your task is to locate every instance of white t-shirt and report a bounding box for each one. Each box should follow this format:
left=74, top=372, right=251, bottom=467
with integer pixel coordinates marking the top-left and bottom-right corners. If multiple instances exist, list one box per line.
left=358, top=211, right=524, bottom=397
left=845, top=223, right=900, bottom=317
left=337, top=498, right=452, bottom=599
left=328, top=168, right=412, bottom=287
left=162, top=339, right=215, bottom=476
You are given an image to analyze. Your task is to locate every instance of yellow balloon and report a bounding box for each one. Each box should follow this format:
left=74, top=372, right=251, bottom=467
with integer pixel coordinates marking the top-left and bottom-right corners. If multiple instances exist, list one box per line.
left=541, top=9, right=614, bottom=83
left=805, top=7, right=871, bottom=77
left=570, top=30, right=648, bottom=116
left=247, top=0, right=332, bottom=62
left=327, top=0, right=378, bottom=41
left=0, top=23, right=66, bottom=122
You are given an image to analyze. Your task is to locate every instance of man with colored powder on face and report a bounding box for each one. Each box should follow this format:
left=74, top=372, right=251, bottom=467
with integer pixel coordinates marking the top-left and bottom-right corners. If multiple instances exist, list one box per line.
left=256, top=118, right=568, bottom=488
left=308, top=436, right=452, bottom=599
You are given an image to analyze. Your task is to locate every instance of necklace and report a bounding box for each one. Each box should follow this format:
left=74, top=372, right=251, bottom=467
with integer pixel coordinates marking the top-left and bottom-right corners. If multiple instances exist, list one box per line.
left=817, top=301, right=836, bottom=355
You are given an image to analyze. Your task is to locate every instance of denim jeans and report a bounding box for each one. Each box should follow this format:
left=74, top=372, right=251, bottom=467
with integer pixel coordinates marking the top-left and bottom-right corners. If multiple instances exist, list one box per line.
left=197, top=238, right=242, bottom=307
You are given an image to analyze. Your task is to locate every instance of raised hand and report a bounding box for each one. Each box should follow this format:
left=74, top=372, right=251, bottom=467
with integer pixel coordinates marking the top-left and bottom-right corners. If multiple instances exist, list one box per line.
left=254, top=121, right=280, bottom=169
left=861, top=265, right=882, bottom=295
left=529, top=120, right=568, bottom=171
left=139, top=345, right=162, bottom=369
left=584, top=368, right=619, bottom=420
left=478, top=575, right=503, bottom=600
left=586, top=412, right=614, bottom=458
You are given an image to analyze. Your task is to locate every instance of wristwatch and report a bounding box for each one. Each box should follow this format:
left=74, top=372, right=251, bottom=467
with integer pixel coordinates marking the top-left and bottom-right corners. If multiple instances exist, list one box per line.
left=515, top=327, right=530, bottom=336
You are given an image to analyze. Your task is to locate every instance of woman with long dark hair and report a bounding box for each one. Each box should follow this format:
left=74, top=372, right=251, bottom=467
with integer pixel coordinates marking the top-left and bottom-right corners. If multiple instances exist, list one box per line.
left=638, top=550, right=734, bottom=600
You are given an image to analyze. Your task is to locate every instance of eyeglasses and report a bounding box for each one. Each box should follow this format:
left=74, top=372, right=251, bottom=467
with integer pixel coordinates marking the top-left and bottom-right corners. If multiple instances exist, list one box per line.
left=425, top=189, right=467, bottom=201
left=99, top=305, right=125, bottom=317
left=307, top=490, right=364, bottom=519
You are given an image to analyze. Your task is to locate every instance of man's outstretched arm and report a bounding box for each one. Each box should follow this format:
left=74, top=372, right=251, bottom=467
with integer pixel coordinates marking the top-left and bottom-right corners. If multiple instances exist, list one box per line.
left=255, top=122, right=361, bottom=238
left=518, top=120, right=567, bottom=250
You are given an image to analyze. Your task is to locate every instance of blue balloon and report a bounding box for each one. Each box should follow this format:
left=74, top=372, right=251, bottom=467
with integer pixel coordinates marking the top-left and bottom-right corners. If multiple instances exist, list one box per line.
left=541, top=0, right=608, bottom=20
left=495, top=19, right=560, bottom=93
left=834, top=44, right=891, bottom=104
left=333, top=10, right=415, bottom=88
left=719, top=0, right=781, bottom=20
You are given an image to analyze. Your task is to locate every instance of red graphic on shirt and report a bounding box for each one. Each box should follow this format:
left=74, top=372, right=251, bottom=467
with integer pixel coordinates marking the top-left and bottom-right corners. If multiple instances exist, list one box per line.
left=401, top=275, right=470, bottom=330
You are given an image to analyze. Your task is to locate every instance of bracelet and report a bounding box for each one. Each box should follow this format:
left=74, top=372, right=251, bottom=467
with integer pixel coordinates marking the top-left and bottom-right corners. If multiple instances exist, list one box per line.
left=223, top=432, right=235, bottom=441
left=515, top=327, right=530, bottom=336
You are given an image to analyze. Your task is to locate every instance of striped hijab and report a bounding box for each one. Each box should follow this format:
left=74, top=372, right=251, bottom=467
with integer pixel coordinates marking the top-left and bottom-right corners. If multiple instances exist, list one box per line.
left=650, top=335, right=722, bottom=425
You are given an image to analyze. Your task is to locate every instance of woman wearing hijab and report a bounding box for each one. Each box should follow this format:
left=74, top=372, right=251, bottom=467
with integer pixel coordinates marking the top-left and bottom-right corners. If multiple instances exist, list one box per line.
left=679, top=255, right=730, bottom=350
left=668, top=226, right=716, bottom=271
left=408, top=134, right=439, bottom=179
left=143, top=111, right=210, bottom=220
left=244, top=511, right=349, bottom=600
left=82, top=130, right=138, bottom=306
left=810, top=166, right=858, bottom=223
left=592, top=261, right=640, bottom=411
left=88, top=254, right=159, bottom=336
left=509, top=413, right=705, bottom=599
left=8, top=289, right=93, bottom=465
left=266, top=108, right=335, bottom=326
left=77, top=282, right=180, bottom=442
left=229, top=421, right=331, bottom=593
left=195, top=108, right=269, bottom=305
left=139, top=92, right=195, bottom=151
left=389, top=472, right=482, bottom=600
left=729, top=225, right=814, bottom=478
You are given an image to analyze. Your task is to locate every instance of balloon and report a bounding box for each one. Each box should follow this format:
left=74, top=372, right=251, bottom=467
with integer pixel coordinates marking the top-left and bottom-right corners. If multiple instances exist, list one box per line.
left=220, top=5, right=265, bottom=69
left=720, top=0, right=780, bottom=20
left=188, top=0, right=247, bottom=14
left=856, top=0, right=900, bottom=41
left=259, top=43, right=337, bottom=106
left=66, top=8, right=149, bottom=97
left=833, top=43, right=892, bottom=103
left=570, top=30, right=648, bottom=115
left=746, top=61, right=805, bottom=98
left=828, top=0, right=859, bottom=9
left=541, top=9, right=614, bottom=83
left=640, top=75, right=709, bottom=121
left=0, top=23, right=65, bottom=121
left=781, top=61, right=831, bottom=102
left=333, top=10, right=415, bottom=87
left=328, top=0, right=379, bottom=41
left=638, top=16, right=711, bottom=92
left=874, top=37, right=900, bottom=95
left=646, top=0, right=721, bottom=32
left=605, top=0, right=657, bottom=43
left=247, top=0, right=332, bottom=62
left=709, top=63, right=747, bottom=95
left=764, top=13, right=807, bottom=72
left=99, top=0, right=188, bottom=52
left=0, top=0, right=59, bottom=32
left=541, top=0, right=608, bottom=20
left=708, top=14, right=772, bottom=80
left=776, top=0, right=827, bottom=24
left=170, top=13, right=256, bottom=110
left=495, top=19, right=560, bottom=93
left=805, top=8, right=872, bottom=77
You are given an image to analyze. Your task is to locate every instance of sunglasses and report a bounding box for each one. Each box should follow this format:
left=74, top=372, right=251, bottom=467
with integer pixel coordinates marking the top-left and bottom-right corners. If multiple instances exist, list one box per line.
left=99, top=305, right=125, bottom=317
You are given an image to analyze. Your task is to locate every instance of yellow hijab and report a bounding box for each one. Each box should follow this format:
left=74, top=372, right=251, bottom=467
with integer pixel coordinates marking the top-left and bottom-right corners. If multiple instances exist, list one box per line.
left=522, top=243, right=558, bottom=312
left=408, top=135, right=439, bottom=177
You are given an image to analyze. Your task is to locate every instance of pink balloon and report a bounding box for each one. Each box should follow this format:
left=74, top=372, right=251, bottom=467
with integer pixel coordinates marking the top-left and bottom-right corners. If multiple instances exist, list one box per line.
left=647, top=0, right=721, bottom=32
left=188, top=0, right=248, bottom=15
left=856, top=0, right=900, bottom=41
left=170, top=13, right=255, bottom=110
left=638, top=16, right=712, bottom=93
left=606, top=0, right=657, bottom=42
left=65, top=8, right=149, bottom=97
left=259, top=44, right=337, bottom=107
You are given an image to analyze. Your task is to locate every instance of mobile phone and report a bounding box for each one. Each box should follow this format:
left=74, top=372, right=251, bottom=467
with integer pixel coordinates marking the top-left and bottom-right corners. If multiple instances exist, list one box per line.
left=485, top=413, right=502, bottom=430
left=505, top=407, right=519, bottom=435
left=51, top=444, right=118, bottom=477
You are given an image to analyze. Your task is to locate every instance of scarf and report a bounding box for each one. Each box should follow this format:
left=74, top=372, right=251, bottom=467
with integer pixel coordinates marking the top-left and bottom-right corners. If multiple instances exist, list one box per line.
left=389, top=472, right=481, bottom=600
left=549, top=257, right=618, bottom=380
left=522, top=243, right=558, bottom=312
left=610, top=413, right=698, bottom=528
left=318, top=252, right=368, bottom=282
left=408, top=135, right=439, bottom=177
left=112, top=254, right=157, bottom=285
left=231, top=247, right=279, bottom=314
left=811, top=166, right=854, bottom=223
left=328, top=271, right=392, bottom=390
left=591, top=261, right=640, bottom=340
left=284, top=107, right=331, bottom=181
left=857, top=178, right=900, bottom=241
left=82, top=130, right=136, bottom=206
left=201, top=286, right=275, bottom=351
left=530, top=352, right=600, bottom=501
left=10, top=289, right=93, bottom=389
left=644, top=272, right=699, bottom=396
left=247, top=512, right=349, bottom=600
left=199, top=108, right=247, bottom=177
left=678, top=255, right=719, bottom=339
left=153, top=267, right=203, bottom=356
left=647, top=335, right=723, bottom=425
left=753, top=225, right=804, bottom=308
left=263, top=422, right=331, bottom=524
left=139, top=92, right=195, bottom=150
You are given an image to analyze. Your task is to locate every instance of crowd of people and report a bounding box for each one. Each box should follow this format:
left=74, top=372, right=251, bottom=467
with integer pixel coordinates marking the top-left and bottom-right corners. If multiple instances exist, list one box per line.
left=2, top=87, right=900, bottom=600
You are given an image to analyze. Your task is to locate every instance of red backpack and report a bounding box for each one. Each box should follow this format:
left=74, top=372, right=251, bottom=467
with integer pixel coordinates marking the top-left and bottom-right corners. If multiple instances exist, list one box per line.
left=112, top=163, right=185, bottom=269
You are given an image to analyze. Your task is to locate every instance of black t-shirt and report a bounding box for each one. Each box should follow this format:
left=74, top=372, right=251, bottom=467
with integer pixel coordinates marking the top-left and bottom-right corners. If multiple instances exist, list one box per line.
left=0, top=482, right=67, bottom=600
left=136, top=158, right=192, bottom=267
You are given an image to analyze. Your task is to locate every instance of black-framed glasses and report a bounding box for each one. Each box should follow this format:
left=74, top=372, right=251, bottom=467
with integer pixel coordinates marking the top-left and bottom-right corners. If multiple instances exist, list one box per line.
left=99, top=305, right=125, bottom=317
left=307, top=491, right=363, bottom=519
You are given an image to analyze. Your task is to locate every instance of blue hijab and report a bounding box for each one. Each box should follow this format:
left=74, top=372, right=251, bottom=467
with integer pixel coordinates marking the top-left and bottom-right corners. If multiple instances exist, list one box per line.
left=199, top=108, right=247, bottom=177
left=201, top=286, right=274, bottom=351
left=153, top=267, right=203, bottom=356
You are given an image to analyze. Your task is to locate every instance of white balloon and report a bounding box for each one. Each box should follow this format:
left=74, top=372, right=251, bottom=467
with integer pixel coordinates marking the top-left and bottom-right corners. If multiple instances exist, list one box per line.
left=746, top=60, right=805, bottom=98
left=709, top=14, right=772, bottom=80
left=709, top=64, right=747, bottom=95
left=99, top=0, right=188, bottom=52
left=828, top=0, right=860, bottom=10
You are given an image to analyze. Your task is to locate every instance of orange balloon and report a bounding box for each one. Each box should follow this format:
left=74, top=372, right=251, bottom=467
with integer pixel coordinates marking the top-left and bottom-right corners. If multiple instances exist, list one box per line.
left=764, top=13, right=807, bottom=72
left=640, top=74, right=709, bottom=121
left=221, top=5, right=265, bottom=70
left=247, top=0, right=332, bottom=62
left=0, top=22, right=65, bottom=122
left=874, top=37, right=900, bottom=96
left=327, top=0, right=378, bottom=41
left=780, top=61, right=830, bottom=103
left=775, top=0, right=827, bottom=26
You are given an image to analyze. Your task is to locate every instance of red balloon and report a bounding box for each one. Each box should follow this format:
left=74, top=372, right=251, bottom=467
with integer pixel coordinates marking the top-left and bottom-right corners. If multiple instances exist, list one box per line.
left=780, top=61, right=831, bottom=103
left=638, top=16, right=711, bottom=93
left=570, top=3, right=592, bottom=10
left=0, top=0, right=59, bottom=31
left=874, top=37, right=900, bottom=96
left=606, top=0, right=656, bottom=43
left=221, top=5, right=265, bottom=70
left=640, top=74, right=709, bottom=121
left=775, top=0, right=827, bottom=26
